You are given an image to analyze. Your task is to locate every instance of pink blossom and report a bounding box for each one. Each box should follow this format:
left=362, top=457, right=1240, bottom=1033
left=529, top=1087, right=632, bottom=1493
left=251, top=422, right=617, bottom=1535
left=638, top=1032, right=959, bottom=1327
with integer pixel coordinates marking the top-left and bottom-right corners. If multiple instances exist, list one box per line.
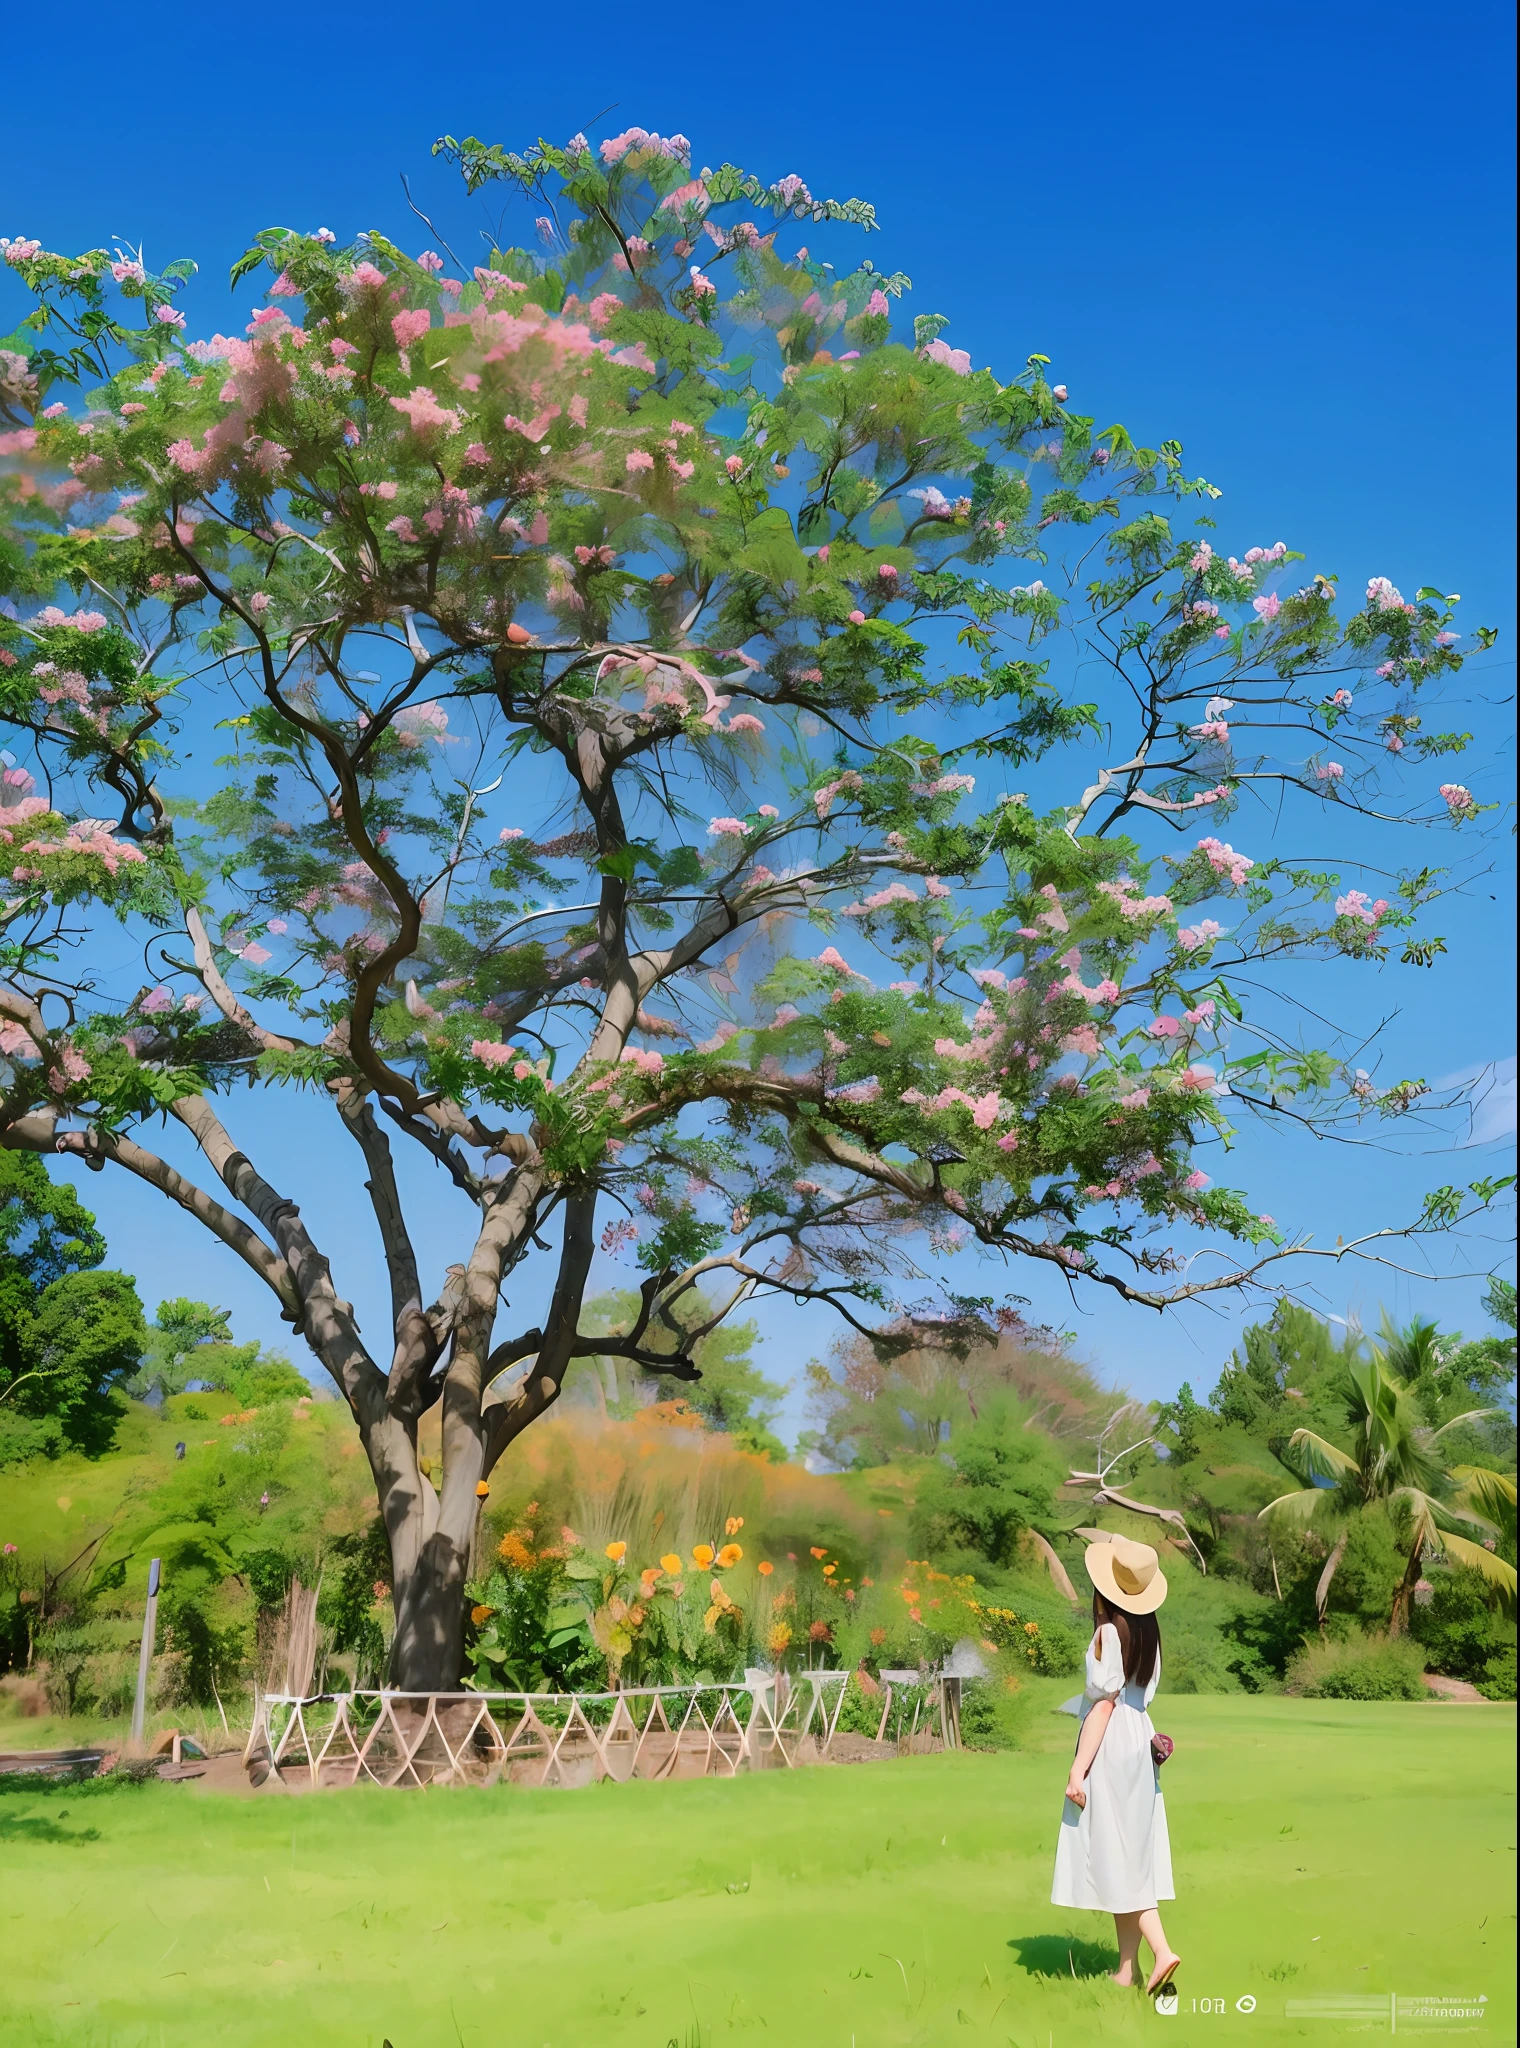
left=1315, top=761, right=1345, bottom=781
left=155, top=305, right=186, bottom=330
left=757, top=804, right=779, bottom=819
left=1196, top=837, right=1254, bottom=888
left=619, top=1046, right=665, bottom=1075
left=1117, top=1088, right=1150, bottom=1110
left=1439, top=783, right=1474, bottom=815
left=471, top=1039, right=518, bottom=1068
left=922, top=338, right=973, bottom=375
left=924, top=876, right=952, bottom=899
left=1183, top=1000, right=1217, bottom=1026
left=1176, top=1066, right=1216, bottom=1092
left=725, top=713, right=765, bottom=735
left=625, top=450, right=656, bottom=473
left=498, top=826, right=525, bottom=841
left=1062, top=1026, right=1101, bottom=1058
left=1252, top=593, right=1281, bottom=622
left=389, top=388, right=463, bottom=434
left=1148, top=1015, right=1182, bottom=1039
left=267, top=919, right=288, bottom=936
left=391, top=308, right=431, bottom=346
left=814, top=946, right=866, bottom=978
left=1184, top=1170, right=1209, bottom=1190
left=707, top=816, right=750, bottom=839
left=996, top=1130, right=1019, bottom=1153
left=236, top=941, right=272, bottom=966
left=1176, top=919, right=1224, bottom=952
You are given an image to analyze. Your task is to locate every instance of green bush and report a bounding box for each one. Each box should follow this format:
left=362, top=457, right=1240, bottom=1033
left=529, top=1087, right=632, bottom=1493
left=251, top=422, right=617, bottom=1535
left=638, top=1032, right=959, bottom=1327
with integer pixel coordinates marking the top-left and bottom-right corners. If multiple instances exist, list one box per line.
left=1476, top=1646, right=1516, bottom=1701
left=1410, top=1565, right=1515, bottom=1682
left=1026, top=1618, right=1083, bottom=1677
left=957, top=1673, right=1033, bottom=1750
left=1284, top=1633, right=1427, bottom=1701
left=833, top=1670, right=885, bottom=1738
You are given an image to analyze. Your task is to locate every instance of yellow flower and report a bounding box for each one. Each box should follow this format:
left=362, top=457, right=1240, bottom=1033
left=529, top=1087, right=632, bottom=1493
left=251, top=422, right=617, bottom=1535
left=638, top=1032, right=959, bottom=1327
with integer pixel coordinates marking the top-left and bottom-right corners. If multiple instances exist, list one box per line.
left=692, top=1543, right=715, bottom=1569
left=766, top=1621, right=792, bottom=1655
left=475, top=1480, right=490, bottom=1498
left=822, top=1563, right=836, bottom=1577
left=703, top=1604, right=721, bottom=1633
left=716, top=1543, right=743, bottom=1568
left=659, top=1552, right=683, bottom=1576
left=605, top=1541, right=627, bottom=1563
left=724, top=1515, right=744, bottom=1536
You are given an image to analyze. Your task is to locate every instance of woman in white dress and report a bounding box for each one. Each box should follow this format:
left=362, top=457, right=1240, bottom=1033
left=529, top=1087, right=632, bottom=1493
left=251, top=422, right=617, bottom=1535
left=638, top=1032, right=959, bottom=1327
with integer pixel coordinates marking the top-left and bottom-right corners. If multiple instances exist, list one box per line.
left=1050, top=1534, right=1181, bottom=1998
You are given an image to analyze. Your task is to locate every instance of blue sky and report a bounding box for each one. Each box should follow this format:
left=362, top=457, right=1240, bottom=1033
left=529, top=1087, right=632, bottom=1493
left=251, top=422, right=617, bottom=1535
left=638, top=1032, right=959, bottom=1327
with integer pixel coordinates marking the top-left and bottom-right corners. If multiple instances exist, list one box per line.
left=6, top=0, right=1515, bottom=1433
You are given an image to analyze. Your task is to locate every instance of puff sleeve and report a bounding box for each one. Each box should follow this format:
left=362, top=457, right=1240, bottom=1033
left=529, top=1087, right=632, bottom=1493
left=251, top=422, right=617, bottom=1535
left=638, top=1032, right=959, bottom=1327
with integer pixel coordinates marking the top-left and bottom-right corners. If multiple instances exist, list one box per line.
left=1084, top=1623, right=1125, bottom=1703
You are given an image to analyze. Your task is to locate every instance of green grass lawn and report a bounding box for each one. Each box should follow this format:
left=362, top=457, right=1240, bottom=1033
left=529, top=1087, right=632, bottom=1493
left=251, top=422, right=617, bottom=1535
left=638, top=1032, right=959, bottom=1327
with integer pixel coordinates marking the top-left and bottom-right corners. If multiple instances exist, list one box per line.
left=0, top=1697, right=1512, bottom=2047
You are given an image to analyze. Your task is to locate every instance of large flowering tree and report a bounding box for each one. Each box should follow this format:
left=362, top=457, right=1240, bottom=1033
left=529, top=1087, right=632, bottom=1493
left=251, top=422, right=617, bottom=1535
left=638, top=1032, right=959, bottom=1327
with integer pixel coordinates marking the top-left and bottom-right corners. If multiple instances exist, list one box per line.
left=0, top=126, right=1507, bottom=1688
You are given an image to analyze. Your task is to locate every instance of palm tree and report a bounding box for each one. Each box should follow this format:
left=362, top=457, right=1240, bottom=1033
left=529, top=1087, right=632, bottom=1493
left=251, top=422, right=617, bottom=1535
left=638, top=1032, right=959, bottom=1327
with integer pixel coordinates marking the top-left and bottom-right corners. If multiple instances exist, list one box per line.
left=1259, top=1352, right=1516, bottom=1633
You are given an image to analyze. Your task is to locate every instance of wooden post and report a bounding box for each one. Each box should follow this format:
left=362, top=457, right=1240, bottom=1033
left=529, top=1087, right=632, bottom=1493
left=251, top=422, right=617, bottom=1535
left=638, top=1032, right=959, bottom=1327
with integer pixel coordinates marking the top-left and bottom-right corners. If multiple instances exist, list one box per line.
left=130, top=1557, right=161, bottom=1751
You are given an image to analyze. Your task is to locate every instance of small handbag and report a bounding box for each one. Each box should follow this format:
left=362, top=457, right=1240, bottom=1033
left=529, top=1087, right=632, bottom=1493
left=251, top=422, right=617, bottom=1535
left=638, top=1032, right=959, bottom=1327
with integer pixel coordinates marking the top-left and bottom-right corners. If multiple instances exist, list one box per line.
left=1150, top=1732, right=1174, bottom=1766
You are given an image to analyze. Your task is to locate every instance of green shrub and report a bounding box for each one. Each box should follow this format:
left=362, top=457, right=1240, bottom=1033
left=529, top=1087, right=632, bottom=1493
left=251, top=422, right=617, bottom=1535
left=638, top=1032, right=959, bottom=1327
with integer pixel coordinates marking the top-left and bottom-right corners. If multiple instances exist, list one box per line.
left=957, top=1672, right=1034, bottom=1750
left=1411, top=1565, right=1515, bottom=1682
left=1284, top=1633, right=1427, bottom=1701
left=1027, top=1618, right=1083, bottom=1677
left=1476, top=1646, right=1516, bottom=1701
left=833, top=1670, right=885, bottom=1738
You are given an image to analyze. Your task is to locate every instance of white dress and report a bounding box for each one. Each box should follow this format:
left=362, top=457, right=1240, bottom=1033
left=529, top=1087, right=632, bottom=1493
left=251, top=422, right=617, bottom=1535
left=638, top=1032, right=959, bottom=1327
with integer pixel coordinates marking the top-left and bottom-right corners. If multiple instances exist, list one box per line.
left=1050, top=1623, right=1174, bottom=1913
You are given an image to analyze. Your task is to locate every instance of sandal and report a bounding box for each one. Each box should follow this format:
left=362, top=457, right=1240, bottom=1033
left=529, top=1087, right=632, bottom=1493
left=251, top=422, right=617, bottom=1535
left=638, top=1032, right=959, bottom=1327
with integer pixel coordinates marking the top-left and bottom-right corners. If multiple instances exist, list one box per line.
left=1147, top=1956, right=1181, bottom=1999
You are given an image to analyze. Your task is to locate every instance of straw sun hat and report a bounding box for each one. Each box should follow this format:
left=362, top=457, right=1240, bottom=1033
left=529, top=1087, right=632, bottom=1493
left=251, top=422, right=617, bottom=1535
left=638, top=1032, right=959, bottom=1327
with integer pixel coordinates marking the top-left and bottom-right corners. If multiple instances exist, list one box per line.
left=1082, top=1533, right=1169, bottom=1615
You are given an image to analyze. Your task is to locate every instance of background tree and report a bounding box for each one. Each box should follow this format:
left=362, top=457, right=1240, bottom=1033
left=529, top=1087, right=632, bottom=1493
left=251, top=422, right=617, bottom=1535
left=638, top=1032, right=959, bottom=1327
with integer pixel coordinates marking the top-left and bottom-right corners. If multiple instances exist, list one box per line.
left=1259, top=1350, right=1516, bottom=1632
left=125, top=1295, right=310, bottom=1405
left=0, top=126, right=1509, bottom=1687
left=572, top=1286, right=786, bottom=1454
left=0, top=1152, right=145, bottom=1460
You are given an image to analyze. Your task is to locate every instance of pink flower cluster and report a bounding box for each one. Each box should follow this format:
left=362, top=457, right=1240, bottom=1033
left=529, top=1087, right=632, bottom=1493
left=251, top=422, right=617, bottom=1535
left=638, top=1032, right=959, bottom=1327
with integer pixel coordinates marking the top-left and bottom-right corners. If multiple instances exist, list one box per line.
left=619, top=1046, right=665, bottom=1075
left=1176, top=919, right=1224, bottom=952
left=813, top=770, right=863, bottom=818
left=600, top=128, right=691, bottom=166
left=34, top=607, right=108, bottom=632
left=1334, top=890, right=1389, bottom=926
left=1196, top=837, right=1254, bottom=887
left=1366, top=576, right=1414, bottom=614
left=470, top=1040, right=518, bottom=1068
left=922, top=338, right=973, bottom=375
left=1439, top=783, right=1475, bottom=817
left=1098, top=877, right=1173, bottom=919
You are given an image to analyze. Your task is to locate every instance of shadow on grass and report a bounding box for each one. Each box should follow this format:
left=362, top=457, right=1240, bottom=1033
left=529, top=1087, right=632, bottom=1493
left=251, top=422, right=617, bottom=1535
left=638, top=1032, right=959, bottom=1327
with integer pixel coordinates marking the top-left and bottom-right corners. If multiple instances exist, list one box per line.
left=0, top=1811, right=102, bottom=1846
left=1007, top=1934, right=1117, bottom=1980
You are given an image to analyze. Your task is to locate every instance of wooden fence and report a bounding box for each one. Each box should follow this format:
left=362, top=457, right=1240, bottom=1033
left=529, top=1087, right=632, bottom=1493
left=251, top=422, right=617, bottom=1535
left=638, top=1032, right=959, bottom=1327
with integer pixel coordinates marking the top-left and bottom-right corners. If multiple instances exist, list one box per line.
left=246, top=1669, right=957, bottom=1789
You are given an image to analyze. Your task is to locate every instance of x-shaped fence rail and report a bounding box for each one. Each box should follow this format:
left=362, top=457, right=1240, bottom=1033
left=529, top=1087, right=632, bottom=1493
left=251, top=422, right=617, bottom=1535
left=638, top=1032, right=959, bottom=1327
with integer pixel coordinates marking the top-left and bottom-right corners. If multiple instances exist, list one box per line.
left=247, top=1670, right=954, bottom=1788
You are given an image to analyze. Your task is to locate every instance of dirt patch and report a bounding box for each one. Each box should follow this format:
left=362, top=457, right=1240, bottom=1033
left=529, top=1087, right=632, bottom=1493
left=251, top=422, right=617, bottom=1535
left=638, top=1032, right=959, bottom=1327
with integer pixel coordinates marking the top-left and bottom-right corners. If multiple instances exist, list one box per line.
left=1422, top=1673, right=1491, bottom=1703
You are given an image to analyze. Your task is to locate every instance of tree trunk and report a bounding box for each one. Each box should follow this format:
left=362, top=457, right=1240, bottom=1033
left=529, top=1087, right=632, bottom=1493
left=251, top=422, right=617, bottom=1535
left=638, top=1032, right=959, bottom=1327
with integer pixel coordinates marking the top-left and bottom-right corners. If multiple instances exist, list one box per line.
left=388, top=1520, right=476, bottom=1691
left=1315, top=1526, right=1349, bottom=1632
left=1389, top=1539, right=1424, bottom=1638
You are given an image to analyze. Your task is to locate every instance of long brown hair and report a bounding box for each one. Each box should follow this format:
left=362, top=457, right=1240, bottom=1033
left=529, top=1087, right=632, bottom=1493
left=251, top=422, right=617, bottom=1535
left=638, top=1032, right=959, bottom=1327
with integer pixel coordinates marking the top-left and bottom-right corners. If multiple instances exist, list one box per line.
left=1093, top=1590, right=1161, bottom=1687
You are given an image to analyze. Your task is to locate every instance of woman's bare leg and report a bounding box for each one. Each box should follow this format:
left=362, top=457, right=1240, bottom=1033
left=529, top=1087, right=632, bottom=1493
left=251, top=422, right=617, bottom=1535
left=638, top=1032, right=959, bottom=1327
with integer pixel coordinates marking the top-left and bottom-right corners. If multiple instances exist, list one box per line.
left=1111, top=1911, right=1142, bottom=1986
left=1138, top=1908, right=1181, bottom=1991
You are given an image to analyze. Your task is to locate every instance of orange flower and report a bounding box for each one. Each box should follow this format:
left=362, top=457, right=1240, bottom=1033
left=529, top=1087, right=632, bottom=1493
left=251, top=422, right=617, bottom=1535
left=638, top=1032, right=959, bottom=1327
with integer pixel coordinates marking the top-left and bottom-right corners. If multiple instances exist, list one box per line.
left=909, top=1607, right=922, bottom=1623
left=498, top=1531, right=535, bottom=1570
left=822, top=1564, right=836, bottom=1578
left=716, top=1543, right=743, bottom=1568
left=475, top=1480, right=490, bottom=1498
left=870, top=1628, right=887, bottom=1648
left=809, top=1546, right=827, bottom=1560
left=692, top=1543, right=715, bottom=1569
left=470, top=1604, right=495, bottom=1627
left=1024, top=1621, right=1040, bottom=1635
left=757, top=1561, right=775, bottom=1577
left=724, top=1515, right=744, bottom=1536
left=659, top=1552, right=682, bottom=1576
left=605, top=1541, right=627, bottom=1563
left=766, top=1621, right=793, bottom=1655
